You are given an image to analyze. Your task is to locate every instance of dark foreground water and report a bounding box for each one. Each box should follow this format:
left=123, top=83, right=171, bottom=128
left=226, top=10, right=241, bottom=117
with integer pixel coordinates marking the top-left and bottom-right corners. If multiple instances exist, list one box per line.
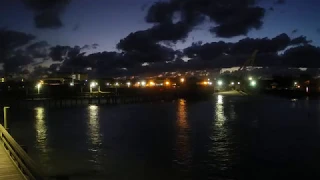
left=8, top=94, right=320, bottom=180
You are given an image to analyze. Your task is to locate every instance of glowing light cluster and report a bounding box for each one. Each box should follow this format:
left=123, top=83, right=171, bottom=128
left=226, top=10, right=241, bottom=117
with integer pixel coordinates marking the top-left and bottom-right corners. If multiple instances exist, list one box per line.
left=90, top=81, right=98, bottom=88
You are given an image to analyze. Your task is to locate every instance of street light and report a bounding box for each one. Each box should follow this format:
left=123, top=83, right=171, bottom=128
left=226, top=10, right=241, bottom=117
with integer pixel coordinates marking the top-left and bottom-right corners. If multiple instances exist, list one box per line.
left=231, top=82, right=235, bottom=85
left=90, top=82, right=98, bottom=88
left=149, top=81, right=155, bottom=86
left=248, top=77, right=253, bottom=81
left=36, top=83, right=42, bottom=94
left=165, top=81, right=170, bottom=86
left=141, top=81, right=146, bottom=87
left=180, top=78, right=185, bottom=83
left=90, top=81, right=98, bottom=93
left=126, top=82, right=131, bottom=87
left=250, top=80, right=257, bottom=87
left=217, top=80, right=223, bottom=86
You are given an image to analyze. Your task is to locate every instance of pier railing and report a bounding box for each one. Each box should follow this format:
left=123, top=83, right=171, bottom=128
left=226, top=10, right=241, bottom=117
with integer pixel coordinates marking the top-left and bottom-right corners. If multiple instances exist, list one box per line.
left=0, top=124, right=45, bottom=180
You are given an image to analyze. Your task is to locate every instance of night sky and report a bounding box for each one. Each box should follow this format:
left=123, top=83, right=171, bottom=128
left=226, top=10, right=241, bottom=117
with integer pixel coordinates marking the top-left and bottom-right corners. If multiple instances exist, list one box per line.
left=0, top=0, right=320, bottom=76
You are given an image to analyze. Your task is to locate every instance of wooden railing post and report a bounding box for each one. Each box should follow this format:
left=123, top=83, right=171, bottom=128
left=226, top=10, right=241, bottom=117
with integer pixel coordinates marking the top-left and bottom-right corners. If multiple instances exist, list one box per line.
left=3, top=106, right=9, bottom=129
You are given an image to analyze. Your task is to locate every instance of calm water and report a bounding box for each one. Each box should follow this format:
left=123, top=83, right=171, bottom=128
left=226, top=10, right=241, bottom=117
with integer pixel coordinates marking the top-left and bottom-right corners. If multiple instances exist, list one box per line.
left=8, top=94, right=320, bottom=180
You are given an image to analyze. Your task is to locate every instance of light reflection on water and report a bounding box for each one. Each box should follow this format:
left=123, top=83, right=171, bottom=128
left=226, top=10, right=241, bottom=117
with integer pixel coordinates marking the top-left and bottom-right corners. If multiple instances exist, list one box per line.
left=34, top=107, right=51, bottom=167
left=174, top=99, right=191, bottom=166
left=87, top=105, right=103, bottom=169
left=35, top=107, right=48, bottom=153
left=88, top=105, right=101, bottom=146
left=210, top=95, right=233, bottom=174
left=9, top=95, right=320, bottom=179
left=215, top=95, right=226, bottom=127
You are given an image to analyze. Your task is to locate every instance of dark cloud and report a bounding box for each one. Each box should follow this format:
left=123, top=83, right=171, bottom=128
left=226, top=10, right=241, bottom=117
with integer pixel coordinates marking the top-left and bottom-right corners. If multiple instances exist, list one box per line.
left=117, top=29, right=176, bottom=64
left=184, top=41, right=230, bottom=60
left=282, top=45, right=320, bottom=67
left=31, top=66, right=49, bottom=78
left=150, top=22, right=193, bottom=42
left=0, top=29, right=35, bottom=56
left=34, top=12, right=63, bottom=29
left=146, top=2, right=175, bottom=24
left=26, top=41, right=50, bottom=58
left=4, top=54, right=33, bottom=74
left=290, top=36, right=312, bottom=45
left=181, top=33, right=316, bottom=68
left=49, top=45, right=70, bottom=61
left=92, top=43, right=99, bottom=49
left=22, top=0, right=71, bottom=29
left=230, top=33, right=291, bottom=54
left=81, top=44, right=91, bottom=50
left=49, top=63, right=61, bottom=72
left=117, top=0, right=267, bottom=74
left=292, top=29, right=298, bottom=34
left=67, top=46, right=82, bottom=59
left=145, top=0, right=266, bottom=38
left=210, top=7, right=265, bottom=38
left=274, top=0, right=286, bottom=5
left=0, top=29, right=35, bottom=74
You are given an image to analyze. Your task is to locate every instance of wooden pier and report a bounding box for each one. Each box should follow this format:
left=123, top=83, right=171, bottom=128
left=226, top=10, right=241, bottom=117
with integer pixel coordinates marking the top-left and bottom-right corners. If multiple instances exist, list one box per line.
left=2, top=93, right=177, bottom=109
left=0, top=144, right=25, bottom=180
left=0, top=124, right=45, bottom=180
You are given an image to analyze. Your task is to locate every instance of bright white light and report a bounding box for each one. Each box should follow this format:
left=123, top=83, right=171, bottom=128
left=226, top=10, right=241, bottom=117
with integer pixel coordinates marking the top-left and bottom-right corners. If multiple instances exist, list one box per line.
left=217, top=95, right=223, bottom=104
left=248, top=77, right=253, bottom=81
left=36, top=83, right=42, bottom=89
left=141, top=81, right=146, bottom=86
left=89, top=105, right=98, bottom=110
left=250, top=80, right=256, bottom=87
left=180, top=78, right=185, bottom=83
left=208, top=82, right=213, bottom=85
left=90, top=82, right=98, bottom=88
left=294, top=82, right=298, bottom=85
left=106, top=83, right=110, bottom=86
left=238, top=82, right=241, bottom=85
left=69, top=82, right=74, bottom=86
left=115, top=82, right=119, bottom=86
left=126, top=82, right=131, bottom=87
left=231, top=82, right=234, bottom=85
left=217, top=80, right=223, bottom=86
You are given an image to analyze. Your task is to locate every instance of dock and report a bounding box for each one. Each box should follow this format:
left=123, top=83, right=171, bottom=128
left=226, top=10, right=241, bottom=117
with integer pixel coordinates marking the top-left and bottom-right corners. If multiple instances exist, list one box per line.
left=0, top=124, right=46, bottom=180
left=0, top=145, right=25, bottom=180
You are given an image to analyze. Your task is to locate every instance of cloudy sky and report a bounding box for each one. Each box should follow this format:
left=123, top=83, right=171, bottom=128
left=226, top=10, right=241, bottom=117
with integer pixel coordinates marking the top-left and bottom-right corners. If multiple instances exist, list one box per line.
left=0, top=0, right=320, bottom=76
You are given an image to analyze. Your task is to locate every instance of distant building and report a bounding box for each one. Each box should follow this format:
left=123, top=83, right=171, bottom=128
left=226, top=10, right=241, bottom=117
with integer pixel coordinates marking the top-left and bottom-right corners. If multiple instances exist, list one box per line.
left=50, top=72, right=88, bottom=81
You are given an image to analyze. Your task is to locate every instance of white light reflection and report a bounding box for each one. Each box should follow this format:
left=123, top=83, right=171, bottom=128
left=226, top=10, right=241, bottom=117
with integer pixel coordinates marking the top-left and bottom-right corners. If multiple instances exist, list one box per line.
left=34, top=107, right=48, bottom=153
left=174, top=99, right=191, bottom=165
left=88, top=105, right=101, bottom=146
left=209, top=95, right=232, bottom=171
left=215, top=95, right=226, bottom=127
